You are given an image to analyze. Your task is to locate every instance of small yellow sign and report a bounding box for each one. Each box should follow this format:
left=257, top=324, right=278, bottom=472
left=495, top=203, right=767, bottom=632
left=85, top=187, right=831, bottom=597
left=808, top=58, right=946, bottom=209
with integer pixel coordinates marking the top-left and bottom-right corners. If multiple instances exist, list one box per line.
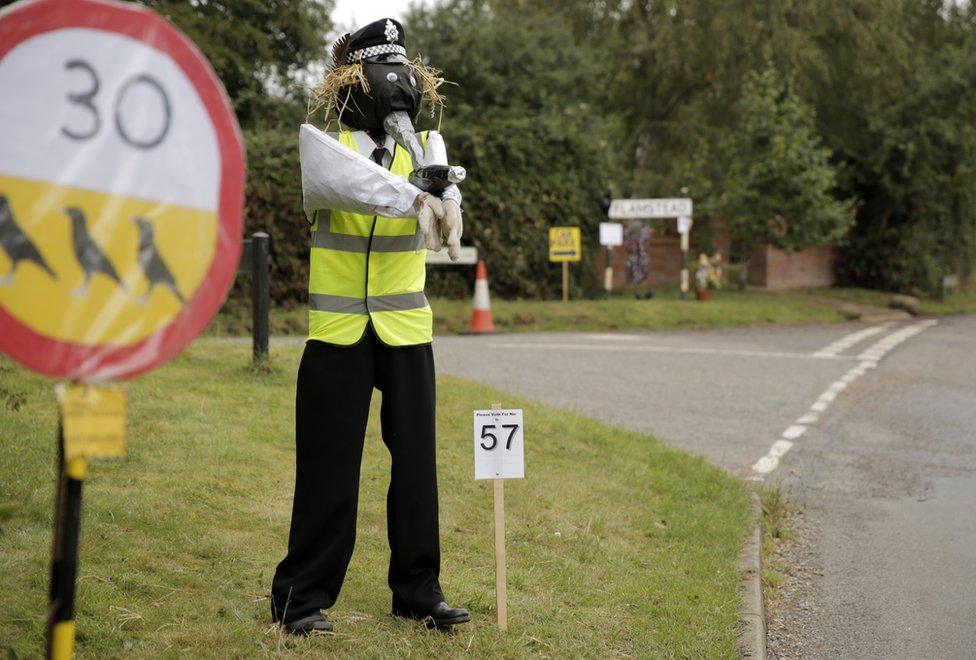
left=56, top=384, right=126, bottom=462
left=548, top=226, right=582, bottom=263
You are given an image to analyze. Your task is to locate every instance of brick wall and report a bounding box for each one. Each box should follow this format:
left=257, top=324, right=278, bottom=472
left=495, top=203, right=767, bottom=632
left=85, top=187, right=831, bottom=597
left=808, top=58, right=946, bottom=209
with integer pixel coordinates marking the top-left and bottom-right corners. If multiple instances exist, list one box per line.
left=597, top=235, right=683, bottom=288
left=594, top=218, right=732, bottom=289
left=749, top=244, right=837, bottom=289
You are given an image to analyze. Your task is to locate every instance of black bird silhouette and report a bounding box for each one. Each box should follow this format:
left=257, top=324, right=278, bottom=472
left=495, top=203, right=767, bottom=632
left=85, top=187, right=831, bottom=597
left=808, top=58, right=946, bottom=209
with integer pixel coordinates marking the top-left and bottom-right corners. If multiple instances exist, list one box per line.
left=0, top=194, right=56, bottom=284
left=64, top=206, right=126, bottom=297
left=133, top=217, right=184, bottom=305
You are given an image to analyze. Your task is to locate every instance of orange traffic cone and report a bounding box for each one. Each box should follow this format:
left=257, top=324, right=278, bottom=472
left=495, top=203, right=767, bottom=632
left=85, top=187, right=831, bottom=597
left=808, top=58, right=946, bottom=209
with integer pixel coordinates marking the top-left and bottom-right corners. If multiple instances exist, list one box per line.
left=468, top=259, right=495, bottom=333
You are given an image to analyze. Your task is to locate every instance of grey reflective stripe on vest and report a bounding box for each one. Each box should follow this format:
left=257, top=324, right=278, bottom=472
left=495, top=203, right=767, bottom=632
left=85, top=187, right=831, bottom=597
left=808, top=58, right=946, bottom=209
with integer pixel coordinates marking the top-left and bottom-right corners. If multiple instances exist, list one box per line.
left=309, top=291, right=429, bottom=314
left=309, top=293, right=368, bottom=314
left=312, top=214, right=423, bottom=253
left=367, top=291, right=429, bottom=312
left=312, top=229, right=370, bottom=253
left=371, top=233, right=425, bottom=252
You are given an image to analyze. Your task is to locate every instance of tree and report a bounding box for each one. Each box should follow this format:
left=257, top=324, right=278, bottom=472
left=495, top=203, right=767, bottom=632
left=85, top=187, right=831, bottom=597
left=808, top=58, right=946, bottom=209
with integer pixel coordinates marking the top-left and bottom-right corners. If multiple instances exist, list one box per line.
left=796, top=0, right=976, bottom=294
left=705, top=65, right=852, bottom=282
left=136, top=0, right=333, bottom=128
left=0, top=0, right=334, bottom=127
left=406, top=1, right=613, bottom=298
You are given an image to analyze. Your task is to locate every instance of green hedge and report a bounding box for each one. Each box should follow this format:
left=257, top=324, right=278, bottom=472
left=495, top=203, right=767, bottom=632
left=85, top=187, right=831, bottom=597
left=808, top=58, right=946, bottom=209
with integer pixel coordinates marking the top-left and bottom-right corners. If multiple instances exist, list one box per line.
left=235, top=117, right=609, bottom=305
left=236, top=128, right=307, bottom=307
left=426, top=114, right=608, bottom=299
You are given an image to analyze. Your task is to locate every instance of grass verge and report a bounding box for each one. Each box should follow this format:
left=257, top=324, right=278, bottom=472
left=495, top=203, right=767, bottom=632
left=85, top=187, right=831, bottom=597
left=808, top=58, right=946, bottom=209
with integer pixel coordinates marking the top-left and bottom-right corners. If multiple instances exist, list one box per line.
left=209, top=286, right=976, bottom=338
left=209, top=287, right=901, bottom=338
left=810, top=286, right=976, bottom=317
left=429, top=288, right=854, bottom=334
left=1, top=342, right=749, bottom=658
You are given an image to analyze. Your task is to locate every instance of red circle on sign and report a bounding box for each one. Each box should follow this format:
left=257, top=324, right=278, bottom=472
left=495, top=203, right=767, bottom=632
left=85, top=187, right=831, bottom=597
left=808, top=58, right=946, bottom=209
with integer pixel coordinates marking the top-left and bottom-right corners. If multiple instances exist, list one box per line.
left=0, top=0, right=245, bottom=381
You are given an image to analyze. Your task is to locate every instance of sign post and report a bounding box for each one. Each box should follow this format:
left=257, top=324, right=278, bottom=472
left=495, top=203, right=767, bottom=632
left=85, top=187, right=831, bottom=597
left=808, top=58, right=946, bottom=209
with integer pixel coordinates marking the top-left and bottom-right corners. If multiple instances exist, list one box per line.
left=492, top=409, right=507, bottom=632
left=251, top=232, right=270, bottom=361
left=548, top=226, right=581, bottom=303
left=599, top=222, right=623, bottom=299
left=0, top=1, right=245, bottom=655
left=473, top=405, right=525, bottom=631
left=49, top=384, right=127, bottom=657
left=677, top=216, right=693, bottom=300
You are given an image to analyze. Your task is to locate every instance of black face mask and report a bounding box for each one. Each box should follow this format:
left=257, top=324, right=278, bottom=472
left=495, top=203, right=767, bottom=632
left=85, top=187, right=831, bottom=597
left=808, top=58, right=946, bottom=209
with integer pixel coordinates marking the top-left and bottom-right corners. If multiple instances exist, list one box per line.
left=339, top=62, right=422, bottom=134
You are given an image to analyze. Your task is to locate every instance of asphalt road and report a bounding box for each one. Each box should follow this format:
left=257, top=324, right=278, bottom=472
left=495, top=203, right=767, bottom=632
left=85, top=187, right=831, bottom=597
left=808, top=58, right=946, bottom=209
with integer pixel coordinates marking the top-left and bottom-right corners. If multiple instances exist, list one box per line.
left=435, top=322, right=894, bottom=475
left=433, top=315, right=976, bottom=658
left=768, top=314, right=976, bottom=658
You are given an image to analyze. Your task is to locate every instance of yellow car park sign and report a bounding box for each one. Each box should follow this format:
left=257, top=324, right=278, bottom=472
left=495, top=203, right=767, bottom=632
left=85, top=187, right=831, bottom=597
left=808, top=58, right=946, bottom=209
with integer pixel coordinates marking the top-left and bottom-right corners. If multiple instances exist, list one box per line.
left=548, top=226, right=581, bottom=263
left=57, top=383, right=127, bottom=463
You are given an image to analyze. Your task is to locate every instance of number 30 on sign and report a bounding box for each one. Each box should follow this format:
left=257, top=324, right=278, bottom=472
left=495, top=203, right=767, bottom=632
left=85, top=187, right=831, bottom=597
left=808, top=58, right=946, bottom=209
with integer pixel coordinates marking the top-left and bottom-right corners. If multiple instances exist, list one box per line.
left=473, top=409, right=525, bottom=480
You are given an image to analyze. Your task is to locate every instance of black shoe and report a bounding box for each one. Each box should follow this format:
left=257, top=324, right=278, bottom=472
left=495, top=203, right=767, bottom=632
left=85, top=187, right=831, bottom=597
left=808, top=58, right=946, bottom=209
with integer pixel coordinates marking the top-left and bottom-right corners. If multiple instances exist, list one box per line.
left=393, top=601, right=471, bottom=627
left=282, top=611, right=333, bottom=635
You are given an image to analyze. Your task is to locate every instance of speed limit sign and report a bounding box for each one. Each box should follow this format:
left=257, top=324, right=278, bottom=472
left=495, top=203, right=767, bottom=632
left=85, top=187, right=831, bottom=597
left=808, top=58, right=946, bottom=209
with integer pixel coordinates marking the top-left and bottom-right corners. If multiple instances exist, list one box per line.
left=0, top=0, right=245, bottom=381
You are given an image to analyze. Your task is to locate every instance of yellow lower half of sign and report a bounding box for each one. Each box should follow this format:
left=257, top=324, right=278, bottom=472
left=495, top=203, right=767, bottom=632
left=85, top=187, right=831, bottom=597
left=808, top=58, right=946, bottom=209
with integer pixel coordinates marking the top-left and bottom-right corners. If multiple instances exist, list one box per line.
left=57, top=383, right=126, bottom=462
left=0, top=175, right=216, bottom=346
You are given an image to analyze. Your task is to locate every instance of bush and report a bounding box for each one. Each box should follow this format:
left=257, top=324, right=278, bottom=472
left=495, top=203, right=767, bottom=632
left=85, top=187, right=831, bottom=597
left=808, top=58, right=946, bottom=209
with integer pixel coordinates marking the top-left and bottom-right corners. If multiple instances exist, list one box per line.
left=235, top=117, right=610, bottom=306
left=426, top=114, right=609, bottom=299
left=838, top=223, right=949, bottom=297
left=236, top=128, right=307, bottom=307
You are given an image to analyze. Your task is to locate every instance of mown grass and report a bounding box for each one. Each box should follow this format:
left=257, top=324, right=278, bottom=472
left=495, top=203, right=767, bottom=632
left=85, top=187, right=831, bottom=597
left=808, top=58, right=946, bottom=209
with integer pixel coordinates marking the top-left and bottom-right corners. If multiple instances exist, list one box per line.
left=210, top=282, right=976, bottom=339
left=430, top=288, right=850, bottom=334
left=208, top=287, right=887, bottom=338
left=811, top=286, right=976, bottom=317
left=0, top=342, right=749, bottom=658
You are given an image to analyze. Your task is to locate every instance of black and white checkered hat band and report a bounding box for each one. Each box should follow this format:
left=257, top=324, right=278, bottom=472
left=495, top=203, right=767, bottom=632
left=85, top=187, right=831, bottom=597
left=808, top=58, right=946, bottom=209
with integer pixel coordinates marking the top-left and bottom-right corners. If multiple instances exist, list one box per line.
left=346, top=44, right=407, bottom=63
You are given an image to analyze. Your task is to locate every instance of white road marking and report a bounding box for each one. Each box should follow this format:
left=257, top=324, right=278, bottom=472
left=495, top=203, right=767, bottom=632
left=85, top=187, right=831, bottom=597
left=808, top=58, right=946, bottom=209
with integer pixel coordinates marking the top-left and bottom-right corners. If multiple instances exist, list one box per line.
left=857, top=320, right=936, bottom=360
left=485, top=342, right=859, bottom=361
left=812, top=323, right=892, bottom=358
left=751, top=440, right=794, bottom=476
left=782, top=425, right=808, bottom=440
left=750, top=319, right=938, bottom=480
left=581, top=333, right=645, bottom=341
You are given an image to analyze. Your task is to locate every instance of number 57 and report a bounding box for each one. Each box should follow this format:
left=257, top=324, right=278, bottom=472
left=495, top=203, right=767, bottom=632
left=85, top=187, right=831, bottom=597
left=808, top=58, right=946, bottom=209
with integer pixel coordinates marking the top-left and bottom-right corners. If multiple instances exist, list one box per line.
left=480, top=423, right=518, bottom=451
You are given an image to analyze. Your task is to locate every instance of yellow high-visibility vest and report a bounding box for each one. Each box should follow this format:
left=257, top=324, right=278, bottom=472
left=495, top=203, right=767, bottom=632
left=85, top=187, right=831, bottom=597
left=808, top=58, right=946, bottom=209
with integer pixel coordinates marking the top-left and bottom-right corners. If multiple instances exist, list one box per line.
left=307, top=130, right=432, bottom=346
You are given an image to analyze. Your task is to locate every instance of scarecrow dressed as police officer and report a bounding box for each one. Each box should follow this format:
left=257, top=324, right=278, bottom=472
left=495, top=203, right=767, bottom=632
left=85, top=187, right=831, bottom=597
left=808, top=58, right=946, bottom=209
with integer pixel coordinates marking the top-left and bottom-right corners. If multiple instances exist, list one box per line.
left=270, top=18, right=469, bottom=634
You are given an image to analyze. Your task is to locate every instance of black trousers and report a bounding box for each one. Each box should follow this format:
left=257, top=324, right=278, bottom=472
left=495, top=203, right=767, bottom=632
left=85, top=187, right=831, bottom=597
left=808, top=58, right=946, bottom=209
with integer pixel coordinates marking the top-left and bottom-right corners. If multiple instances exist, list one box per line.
left=270, top=325, right=444, bottom=623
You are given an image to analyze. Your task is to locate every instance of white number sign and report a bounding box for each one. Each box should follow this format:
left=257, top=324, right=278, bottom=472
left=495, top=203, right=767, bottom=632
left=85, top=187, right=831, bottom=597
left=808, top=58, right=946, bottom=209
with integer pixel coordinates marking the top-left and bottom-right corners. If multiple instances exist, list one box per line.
left=473, top=409, right=524, bottom=480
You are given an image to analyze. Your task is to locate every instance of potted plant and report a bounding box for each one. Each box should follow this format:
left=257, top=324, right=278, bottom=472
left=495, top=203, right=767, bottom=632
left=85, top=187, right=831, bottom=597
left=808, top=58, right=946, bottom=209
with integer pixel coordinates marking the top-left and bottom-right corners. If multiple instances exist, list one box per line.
left=695, top=253, right=713, bottom=301
left=694, top=252, right=724, bottom=301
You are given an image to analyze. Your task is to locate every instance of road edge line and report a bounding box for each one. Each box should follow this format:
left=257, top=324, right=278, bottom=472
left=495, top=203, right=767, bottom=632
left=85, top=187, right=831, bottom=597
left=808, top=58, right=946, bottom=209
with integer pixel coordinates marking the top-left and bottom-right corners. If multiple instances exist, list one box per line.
left=738, top=492, right=766, bottom=660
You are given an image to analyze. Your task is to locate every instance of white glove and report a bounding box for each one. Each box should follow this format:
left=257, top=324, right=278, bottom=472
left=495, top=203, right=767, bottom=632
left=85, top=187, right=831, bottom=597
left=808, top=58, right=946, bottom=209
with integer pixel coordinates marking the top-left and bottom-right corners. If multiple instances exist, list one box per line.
left=440, top=198, right=464, bottom=261
left=414, top=193, right=445, bottom=251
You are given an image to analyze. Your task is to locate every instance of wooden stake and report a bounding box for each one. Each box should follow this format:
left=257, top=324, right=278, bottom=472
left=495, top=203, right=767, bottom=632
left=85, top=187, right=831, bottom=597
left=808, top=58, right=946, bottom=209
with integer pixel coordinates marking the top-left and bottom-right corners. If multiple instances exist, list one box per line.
left=562, top=261, right=569, bottom=303
left=491, top=402, right=508, bottom=631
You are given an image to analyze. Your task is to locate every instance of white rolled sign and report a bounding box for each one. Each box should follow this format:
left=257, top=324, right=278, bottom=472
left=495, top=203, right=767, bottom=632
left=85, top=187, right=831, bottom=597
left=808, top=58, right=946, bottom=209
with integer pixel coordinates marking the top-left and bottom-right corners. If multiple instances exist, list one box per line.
left=608, top=198, right=693, bottom=220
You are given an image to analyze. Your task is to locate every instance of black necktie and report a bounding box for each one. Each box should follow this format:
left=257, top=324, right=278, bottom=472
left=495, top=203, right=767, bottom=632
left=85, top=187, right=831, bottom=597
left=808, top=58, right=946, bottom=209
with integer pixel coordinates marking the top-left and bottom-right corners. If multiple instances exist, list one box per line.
left=371, top=147, right=387, bottom=168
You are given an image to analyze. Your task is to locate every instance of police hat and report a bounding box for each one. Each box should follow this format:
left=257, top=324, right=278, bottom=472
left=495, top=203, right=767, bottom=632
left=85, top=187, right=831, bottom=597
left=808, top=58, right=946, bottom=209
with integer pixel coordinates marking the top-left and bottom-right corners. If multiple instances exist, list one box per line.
left=342, top=18, right=407, bottom=64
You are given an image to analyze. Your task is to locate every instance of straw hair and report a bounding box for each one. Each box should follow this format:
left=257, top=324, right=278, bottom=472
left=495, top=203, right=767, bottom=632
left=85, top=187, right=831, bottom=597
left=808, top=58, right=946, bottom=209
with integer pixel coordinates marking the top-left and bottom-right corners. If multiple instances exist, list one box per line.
left=307, top=55, right=451, bottom=127
left=307, top=60, right=369, bottom=126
